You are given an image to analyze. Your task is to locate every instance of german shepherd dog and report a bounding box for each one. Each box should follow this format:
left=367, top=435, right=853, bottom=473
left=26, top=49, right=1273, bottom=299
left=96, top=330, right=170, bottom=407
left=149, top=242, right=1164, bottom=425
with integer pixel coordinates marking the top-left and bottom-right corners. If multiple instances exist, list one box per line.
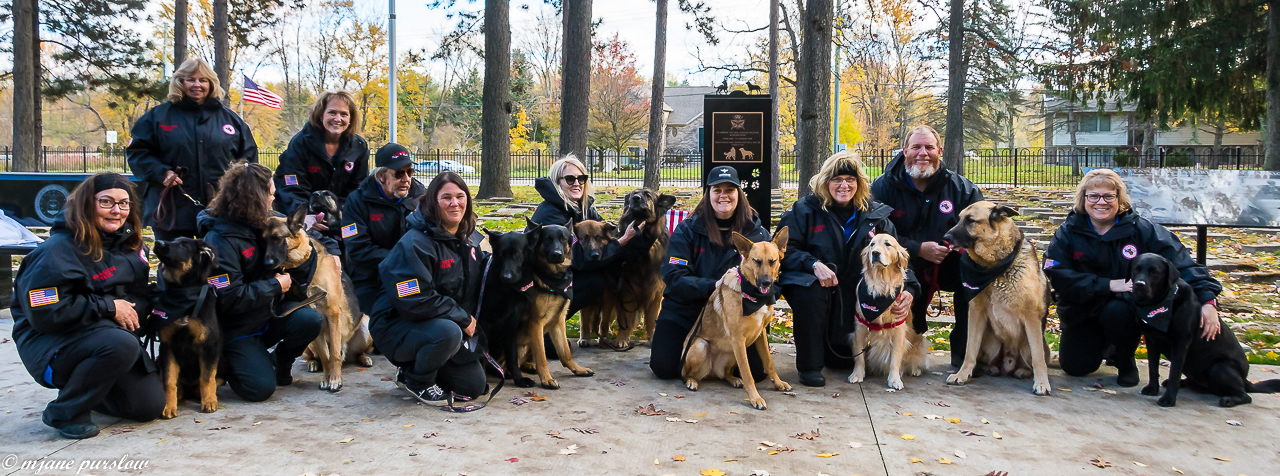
left=309, top=190, right=342, bottom=231
left=1131, top=253, right=1280, bottom=407
left=520, top=218, right=594, bottom=389
left=263, top=207, right=373, bottom=392
left=152, top=238, right=222, bottom=419
left=572, top=219, right=619, bottom=348
left=682, top=229, right=792, bottom=410
left=478, top=228, right=537, bottom=388
left=848, top=234, right=927, bottom=390
left=608, top=189, right=677, bottom=350
left=943, top=201, right=1053, bottom=396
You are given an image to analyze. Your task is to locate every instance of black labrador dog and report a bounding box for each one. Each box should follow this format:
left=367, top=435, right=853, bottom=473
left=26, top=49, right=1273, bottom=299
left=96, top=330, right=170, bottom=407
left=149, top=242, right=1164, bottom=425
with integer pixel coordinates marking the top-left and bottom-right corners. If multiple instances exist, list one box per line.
left=477, top=228, right=537, bottom=388
left=1131, top=253, right=1280, bottom=407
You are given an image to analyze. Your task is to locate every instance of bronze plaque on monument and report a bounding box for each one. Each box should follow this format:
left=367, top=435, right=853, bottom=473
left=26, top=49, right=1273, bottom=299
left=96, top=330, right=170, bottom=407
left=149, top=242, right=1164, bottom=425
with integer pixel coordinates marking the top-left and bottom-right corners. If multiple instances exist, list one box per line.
left=710, top=112, right=764, bottom=163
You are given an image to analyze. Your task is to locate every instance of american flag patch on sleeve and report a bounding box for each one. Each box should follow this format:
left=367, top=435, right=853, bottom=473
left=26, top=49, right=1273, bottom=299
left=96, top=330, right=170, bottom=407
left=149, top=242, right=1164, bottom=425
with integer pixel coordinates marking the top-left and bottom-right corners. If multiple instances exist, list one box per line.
left=396, top=279, right=421, bottom=297
left=284, top=175, right=298, bottom=186
left=669, top=257, right=688, bottom=266
left=28, top=287, right=58, bottom=307
left=208, top=274, right=230, bottom=289
left=341, top=223, right=358, bottom=239
left=1044, top=259, right=1058, bottom=269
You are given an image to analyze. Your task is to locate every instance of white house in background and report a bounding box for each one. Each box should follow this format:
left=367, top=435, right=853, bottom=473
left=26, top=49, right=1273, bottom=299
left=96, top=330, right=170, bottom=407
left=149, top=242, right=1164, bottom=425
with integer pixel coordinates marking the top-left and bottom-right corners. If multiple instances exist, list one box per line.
left=1043, top=95, right=1263, bottom=166
left=661, top=86, right=718, bottom=151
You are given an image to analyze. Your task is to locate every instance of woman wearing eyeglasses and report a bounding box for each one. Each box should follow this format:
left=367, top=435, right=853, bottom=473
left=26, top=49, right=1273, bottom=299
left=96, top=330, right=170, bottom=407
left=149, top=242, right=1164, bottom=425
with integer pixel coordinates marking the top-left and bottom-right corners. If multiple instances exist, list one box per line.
left=1044, top=169, right=1221, bottom=386
left=12, top=174, right=164, bottom=439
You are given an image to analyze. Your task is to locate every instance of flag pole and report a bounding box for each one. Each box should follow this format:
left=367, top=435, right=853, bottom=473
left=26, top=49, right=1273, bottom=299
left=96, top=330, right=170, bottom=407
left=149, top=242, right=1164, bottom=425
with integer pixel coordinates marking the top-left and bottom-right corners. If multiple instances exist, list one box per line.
left=239, top=74, right=245, bottom=117
left=388, top=0, right=398, bottom=143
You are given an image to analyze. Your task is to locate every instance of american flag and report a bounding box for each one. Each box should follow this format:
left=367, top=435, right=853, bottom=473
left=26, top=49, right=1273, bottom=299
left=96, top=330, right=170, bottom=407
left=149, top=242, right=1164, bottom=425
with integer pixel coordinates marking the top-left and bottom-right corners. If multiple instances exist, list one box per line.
left=396, top=279, right=421, bottom=297
left=284, top=175, right=298, bottom=186
left=243, top=76, right=283, bottom=109
left=28, top=287, right=59, bottom=307
left=666, top=210, right=690, bottom=235
left=208, top=274, right=230, bottom=289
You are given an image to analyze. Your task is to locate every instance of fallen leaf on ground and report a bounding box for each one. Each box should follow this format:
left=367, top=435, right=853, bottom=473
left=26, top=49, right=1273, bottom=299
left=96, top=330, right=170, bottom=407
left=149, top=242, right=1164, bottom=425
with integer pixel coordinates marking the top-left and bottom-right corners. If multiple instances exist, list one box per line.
left=1214, top=457, right=1232, bottom=462
left=505, top=458, right=518, bottom=462
left=945, top=417, right=961, bottom=424
left=637, top=404, right=668, bottom=416
left=901, top=434, right=916, bottom=440
left=437, top=444, right=464, bottom=450
left=422, top=432, right=438, bottom=439
left=571, top=428, right=599, bottom=434
left=692, top=413, right=707, bottom=417
left=750, top=471, right=771, bottom=476
left=252, top=421, right=261, bottom=426
left=816, top=453, right=838, bottom=457
left=1058, top=388, right=1072, bottom=392
left=960, top=430, right=985, bottom=437
left=342, top=459, right=353, bottom=463
left=403, top=424, right=414, bottom=427
left=760, top=440, right=777, bottom=447
left=654, top=458, right=660, bottom=465
left=923, top=414, right=941, bottom=420
left=684, top=419, right=698, bottom=424
left=110, top=426, right=134, bottom=435
left=726, top=411, right=738, bottom=414
left=361, top=419, right=372, bottom=422
left=381, top=377, right=392, bottom=381
left=981, top=417, right=990, bottom=424
left=926, top=400, right=951, bottom=407
left=955, top=450, right=967, bottom=458
left=813, top=415, right=824, bottom=419
left=155, top=439, right=167, bottom=444
left=782, top=391, right=797, bottom=396
left=940, top=457, right=952, bottom=464
left=1091, top=382, right=1104, bottom=389
left=560, top=444, right=579, bottom=455
left=832, top=392, right=841, bottom=398
left=208, top=426, right=231, bottom=430
left=336, top=437, right=354, bottom=443
left=909, top=458, right=923, bottom=463
left=1172, top=467, right=1183, bottom=474
left=611, top=379, right=626, bottom=386
left=1226, top=420, right=1243, bottom=426
left=659, top=392, right=668, bottom=397
left=898, top=411, right=913, bottom=416
left=1133, top=462, right=1147, bottom=467
left=886, top=388, right=897, bottom=392
left=793, top=429, right=821, bottom=440
left=848, top=442, right=863, bottom=448
left=723, top=459, right=738, bottom=462
left=1088, top=456, right=1112, bottom=468
left=674, top=395, right=685, bottom=399
left=546, top=430, right=565, bottom=439
left=992, top=431, right=1003, bottom=439
left=673, top=455, right=686, bottom=461
left=768, top=447, right=796, bottom=455
left=510, top=397, right=529, bottom=405
left=525, top=392, right=547, bottom=402
left=666, top=417, right=682, bottom=422
left=700, top=469, right=725, bottom=476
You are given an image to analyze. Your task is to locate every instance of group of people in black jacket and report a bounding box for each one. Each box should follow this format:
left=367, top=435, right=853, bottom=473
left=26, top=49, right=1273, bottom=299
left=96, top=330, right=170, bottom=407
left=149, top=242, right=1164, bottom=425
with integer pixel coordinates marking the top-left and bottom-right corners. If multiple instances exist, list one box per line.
left=12, top=78, right=1221, bottom=442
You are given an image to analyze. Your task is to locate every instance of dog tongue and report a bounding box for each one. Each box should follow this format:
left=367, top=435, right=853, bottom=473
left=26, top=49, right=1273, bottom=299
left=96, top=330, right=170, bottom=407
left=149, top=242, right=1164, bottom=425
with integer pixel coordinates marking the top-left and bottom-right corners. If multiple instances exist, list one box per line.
left=759, top=285, right=769, bottom=295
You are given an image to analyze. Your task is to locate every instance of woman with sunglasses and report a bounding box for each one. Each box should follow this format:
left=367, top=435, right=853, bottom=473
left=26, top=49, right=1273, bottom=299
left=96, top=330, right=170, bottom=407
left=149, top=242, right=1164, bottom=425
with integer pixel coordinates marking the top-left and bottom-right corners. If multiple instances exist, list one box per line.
left=1044, top=169, right=1221, bottom=386
left=342, top=143, right=427, bottom=315
left=12, top=174, right=164, bottom=439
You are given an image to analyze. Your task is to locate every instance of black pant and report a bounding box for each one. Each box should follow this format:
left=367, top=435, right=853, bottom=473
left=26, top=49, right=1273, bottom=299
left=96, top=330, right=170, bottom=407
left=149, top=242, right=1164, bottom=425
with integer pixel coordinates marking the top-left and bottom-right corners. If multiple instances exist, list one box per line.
left=1058, top=298, right=1142, bottom=376
left=221, top=307, right=322, bottom=402
left=153, top=228, right=198, bottom=241
left=783, top=283, right=857, bottom=373
left=649, top=308, right=765, bottom=381
left=354, top=280, right=379, bottom=317
left=912, top=285, right=970, bottom=367
left=388, top=318, right=487, bottom=398
left=43, top=327, right=164, bottom=427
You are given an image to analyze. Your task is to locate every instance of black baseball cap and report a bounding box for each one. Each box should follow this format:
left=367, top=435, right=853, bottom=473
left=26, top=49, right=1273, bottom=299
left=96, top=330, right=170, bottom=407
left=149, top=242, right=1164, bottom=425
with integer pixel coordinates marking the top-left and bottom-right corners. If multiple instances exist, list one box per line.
left=707, top=166, right=741, bottom=187
left=376, top=143, right=413, bottom=170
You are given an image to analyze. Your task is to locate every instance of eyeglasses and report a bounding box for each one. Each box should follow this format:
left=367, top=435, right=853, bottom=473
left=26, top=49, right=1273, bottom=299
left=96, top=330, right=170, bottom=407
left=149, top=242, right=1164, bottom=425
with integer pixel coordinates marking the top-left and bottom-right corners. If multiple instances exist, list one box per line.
left=560, top=175, right=590, bottom=185
left=1085, top=193, right=1118, bottom=204
left=96, top=198, right=132, bottom=211
left=829, top=177, right=858, bottom=186
left=392, top=168, right=414, bottom=179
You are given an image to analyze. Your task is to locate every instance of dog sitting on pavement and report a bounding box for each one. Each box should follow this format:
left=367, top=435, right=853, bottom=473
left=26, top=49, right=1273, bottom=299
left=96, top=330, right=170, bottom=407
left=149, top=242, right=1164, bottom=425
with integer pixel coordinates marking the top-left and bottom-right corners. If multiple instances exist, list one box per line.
left=152, top=238, right=222, bottom=419
left=847, top=234, right=927, bottom=390
left=572, top=219, right=620, bottom=348
left=519, top=218, right=594, bottom=389
left=609, top=189, right=677, bottom=350
left=1130, top=253, right=1280, bottom=407
left=477, top=228, right=538, bottom=388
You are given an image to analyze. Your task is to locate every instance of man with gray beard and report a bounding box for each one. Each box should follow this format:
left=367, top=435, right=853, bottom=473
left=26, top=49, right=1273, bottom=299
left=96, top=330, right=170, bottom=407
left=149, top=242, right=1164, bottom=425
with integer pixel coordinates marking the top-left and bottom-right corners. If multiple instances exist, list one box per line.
left=342, top=143, right=428, bottom=314
left=870, top=125, right=983, bottom=367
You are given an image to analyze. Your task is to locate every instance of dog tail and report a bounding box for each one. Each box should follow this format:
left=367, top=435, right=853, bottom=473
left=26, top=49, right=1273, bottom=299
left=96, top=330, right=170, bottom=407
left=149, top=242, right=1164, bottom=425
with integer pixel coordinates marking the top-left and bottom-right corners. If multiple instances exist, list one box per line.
left=1245, top=378, right=1280, bottom=394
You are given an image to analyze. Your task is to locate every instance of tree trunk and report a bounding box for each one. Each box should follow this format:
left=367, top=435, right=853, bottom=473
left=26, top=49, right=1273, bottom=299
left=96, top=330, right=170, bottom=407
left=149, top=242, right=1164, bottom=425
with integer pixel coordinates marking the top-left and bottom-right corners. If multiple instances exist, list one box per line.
left=479, top=0, right=513, bottom=199
left=943, top=0, right=966, bottom=176
left=643, top=0, right=668, bottom=190
left=796, top=0, right=833, bottom=197
left=560, top=0, right=592, bottom=160
left=769, top=0, right=780, bottom=189
left=214, top=0, right=230, bottom=102
left=174, top=0, right=188, bottom=68
left=12, top=0, right=38, bottom=172
left=1212, top=122, right=1225, bottom=169
left=1068, top=106, right=1078, bottom=175
left=1266, top=0, right=1280, bottom=170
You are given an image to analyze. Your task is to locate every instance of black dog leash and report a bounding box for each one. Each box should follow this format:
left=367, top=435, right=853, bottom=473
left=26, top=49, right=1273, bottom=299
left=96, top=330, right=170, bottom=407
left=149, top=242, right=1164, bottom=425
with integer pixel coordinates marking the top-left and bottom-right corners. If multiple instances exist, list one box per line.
left=145, top=284, right=212, bottom=361
left=443, top=259, right=505, bottom=413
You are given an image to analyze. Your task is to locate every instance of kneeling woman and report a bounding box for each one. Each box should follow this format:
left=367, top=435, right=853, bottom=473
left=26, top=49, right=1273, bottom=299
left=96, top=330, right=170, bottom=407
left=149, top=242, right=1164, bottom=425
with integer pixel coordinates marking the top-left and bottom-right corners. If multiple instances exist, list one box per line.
left=650, top=167, right=773, bottom=380
left=372, top=172, right=488, bottom=402
left=13, top=174, right=163, bottom=439
left=199, top=162, right=322, bottom=402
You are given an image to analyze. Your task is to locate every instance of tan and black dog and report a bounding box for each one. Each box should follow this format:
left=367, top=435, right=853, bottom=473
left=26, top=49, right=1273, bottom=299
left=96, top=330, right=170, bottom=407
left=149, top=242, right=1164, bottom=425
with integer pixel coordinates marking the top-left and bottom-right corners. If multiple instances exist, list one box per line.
left=943, top=201, right=1052, bottom=396
left=572, top=219, right=619, bottom=348
left=152, top=238, right=222, bottom=419
left=609, top=189, right=677, bottom=350
left=263, top=207, right=373, bottom=392
left=681, top=228, right=792, bottom=410
left=847, top=234, right=927, bottom=390
left=519, top=218, right=594, bottom=389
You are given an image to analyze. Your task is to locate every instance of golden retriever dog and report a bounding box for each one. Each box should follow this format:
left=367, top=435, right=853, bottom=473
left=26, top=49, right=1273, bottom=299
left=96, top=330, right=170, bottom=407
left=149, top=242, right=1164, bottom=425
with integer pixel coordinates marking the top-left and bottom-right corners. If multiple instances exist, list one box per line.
left=847, top=234, right=927, bottom=390
left=942, top=201, right=1052, bottom=396
left=681, top=228, right=792, bottom=410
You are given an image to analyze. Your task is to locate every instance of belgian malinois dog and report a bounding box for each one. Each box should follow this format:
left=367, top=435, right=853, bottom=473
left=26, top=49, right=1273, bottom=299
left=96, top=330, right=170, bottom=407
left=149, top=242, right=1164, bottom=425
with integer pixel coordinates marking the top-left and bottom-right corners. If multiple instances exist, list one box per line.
left=152, top=238, right=222, bottom=418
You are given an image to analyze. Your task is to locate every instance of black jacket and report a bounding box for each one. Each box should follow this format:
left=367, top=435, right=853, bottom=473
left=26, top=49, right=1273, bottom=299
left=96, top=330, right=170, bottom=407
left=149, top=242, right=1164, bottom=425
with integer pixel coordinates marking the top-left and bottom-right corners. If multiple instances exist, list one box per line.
left=196, top=211, right=282, bottom=340
left=342, top=175, right=427, bottom=287
left=273, top=123, right=370, bottom=215
left=660, top=213, right=771, bottom=326
left=776, top=194, right=921, bottom=298
left=530, top=177, right=603, bottom=226
left=11, top=218, right=153, bottom=387
left=127, top=97, right=258, bottom=232
left=371, top=209, right=487, bottom=334
left=869, top=152, right=984, bottom=259
left=1044, top=210, right=1222, bottom=325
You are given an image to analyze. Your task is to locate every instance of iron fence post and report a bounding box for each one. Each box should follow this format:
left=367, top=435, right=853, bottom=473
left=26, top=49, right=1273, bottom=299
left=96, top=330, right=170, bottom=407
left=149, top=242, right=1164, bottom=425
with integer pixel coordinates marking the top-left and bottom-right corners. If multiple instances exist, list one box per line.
left=82, top=146, right=87, bottom=172
left=1159, top=148, right=1165, bottom=168
left=1013, top=148, right=1019, bottom=187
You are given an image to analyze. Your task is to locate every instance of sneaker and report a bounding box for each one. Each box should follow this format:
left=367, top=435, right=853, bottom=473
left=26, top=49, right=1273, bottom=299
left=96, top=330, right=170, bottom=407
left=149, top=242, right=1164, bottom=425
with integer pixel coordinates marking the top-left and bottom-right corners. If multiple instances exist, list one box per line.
left=399, top=382, right=447, bottom=404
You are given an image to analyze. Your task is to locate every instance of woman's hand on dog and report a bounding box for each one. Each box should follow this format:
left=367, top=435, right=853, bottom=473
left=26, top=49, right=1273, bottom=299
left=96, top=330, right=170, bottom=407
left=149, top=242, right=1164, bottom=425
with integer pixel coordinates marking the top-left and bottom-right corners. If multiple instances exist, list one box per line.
left=463, top=316, right=477, bottom=337
left=891, top=292, right=913, bottom=319
left=113, top=300, right=140, bottom=332
left=1200, top=304, right=1220, bottom=341
left=1109, top=279, right=1133, bottom=293
left=813, top=262, right=838, bottom=287
left=275, top=273, right=293, bottom=292
left=617, top=222, right=640, bottom=246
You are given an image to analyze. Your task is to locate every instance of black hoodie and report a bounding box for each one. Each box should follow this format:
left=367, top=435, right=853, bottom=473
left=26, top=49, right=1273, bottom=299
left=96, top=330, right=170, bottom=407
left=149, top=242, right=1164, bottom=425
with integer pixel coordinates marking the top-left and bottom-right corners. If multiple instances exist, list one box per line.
left=659, top=213, right=771, bottom=326
left=127, top=97, right=258, bottom=232
left=530, top=177, right=603, bottom=226
left=11, top=217, right=153, bottom=387
left=196, top=211, right=282, bottom=340
left=273, top=122, right=371, bottom=215
left=1044, top=210, right=1221, bottom=326
left=869, top=151, right=984, bottom=259
left=341, top=175, right=427, bottom=288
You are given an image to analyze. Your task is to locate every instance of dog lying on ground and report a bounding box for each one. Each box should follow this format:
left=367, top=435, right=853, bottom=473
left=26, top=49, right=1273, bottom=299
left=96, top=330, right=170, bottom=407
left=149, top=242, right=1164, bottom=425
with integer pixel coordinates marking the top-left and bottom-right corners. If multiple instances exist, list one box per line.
left=608, top=189, right=677, bottom=350
left=263, top=207, right=373, bottom=392
left=572, top=220, right=619, bottom=348
left=943, top=201, right=1052, bottom=396
left=1131, top=253, right=1280, bottom=407
left=477, top=228, right=537, bottom=388
left=152, top=238, right=222, bottom=419
left=681, top=228, right=792, bottom=410
left=519, top=218, right=594, bottom=389
left=848, top=234, right=927, bottom=390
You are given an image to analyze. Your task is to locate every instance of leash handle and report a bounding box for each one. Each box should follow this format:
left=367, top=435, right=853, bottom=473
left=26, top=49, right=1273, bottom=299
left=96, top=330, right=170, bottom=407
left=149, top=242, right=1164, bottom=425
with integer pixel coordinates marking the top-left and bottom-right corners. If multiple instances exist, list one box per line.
left=443, top=351, right=505, bottom=413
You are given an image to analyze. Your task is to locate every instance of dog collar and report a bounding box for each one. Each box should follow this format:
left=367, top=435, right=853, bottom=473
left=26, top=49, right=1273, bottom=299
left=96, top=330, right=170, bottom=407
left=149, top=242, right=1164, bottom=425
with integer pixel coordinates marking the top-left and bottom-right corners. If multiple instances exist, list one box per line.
left=856, top=312, right=909, bottom=331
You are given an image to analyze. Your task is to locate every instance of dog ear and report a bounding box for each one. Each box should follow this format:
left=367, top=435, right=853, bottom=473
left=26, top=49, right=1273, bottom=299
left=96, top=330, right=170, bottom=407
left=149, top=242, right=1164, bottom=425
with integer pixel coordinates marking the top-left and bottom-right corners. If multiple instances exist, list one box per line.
left=656, top=194, right=677, bottom=215
left=896, top=240, right=911, bottom=270
left=524, top=216, right=542, bottom=232
left=988, top=205, right=1018, bottom=222
left=1163, top=255, right=1180, bottom=293
left=287, top=205, right=308, bottom=233
left=771, top=226, right=788, bottom=255
left=484, top=227, right=502, bottom=242
left=602, top=221, right=617, bottom=237
left=731, top=232, right=755, bottom=257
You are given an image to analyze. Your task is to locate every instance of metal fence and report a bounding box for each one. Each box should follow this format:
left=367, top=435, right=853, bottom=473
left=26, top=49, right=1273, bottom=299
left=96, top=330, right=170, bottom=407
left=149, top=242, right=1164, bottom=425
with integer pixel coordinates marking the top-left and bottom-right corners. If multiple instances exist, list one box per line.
left=1, top=145, right=1267, bottom=188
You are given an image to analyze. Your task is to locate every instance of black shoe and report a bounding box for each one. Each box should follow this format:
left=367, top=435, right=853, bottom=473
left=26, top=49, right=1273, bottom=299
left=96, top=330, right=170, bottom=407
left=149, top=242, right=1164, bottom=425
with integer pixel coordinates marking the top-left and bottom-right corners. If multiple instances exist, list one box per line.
left=43, top=411, right=99, bottom=439
left=275, top=353, right=295, bottom=386
left=798, top=370, right=826, bottom=387
left=1116, top=359, right=1140, bottom=388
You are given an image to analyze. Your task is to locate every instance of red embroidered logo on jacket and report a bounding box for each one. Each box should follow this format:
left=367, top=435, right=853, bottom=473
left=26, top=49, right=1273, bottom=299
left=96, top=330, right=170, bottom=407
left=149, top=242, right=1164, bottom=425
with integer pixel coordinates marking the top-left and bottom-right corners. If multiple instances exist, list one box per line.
left=1073, top=251, right=1084, bottom=260
left=242, top=247, right=255, bottom=258
left=891, top=210, right=906, bottom=218
left=440, top=258, right=455, bottom=269
left=370, top=213, right=384, bottom=221
left=811, top=224, right=826, bottom=233
left=307, top=166, right=322, bottom=173
left=159, top=124, right=178, bottom=132
left=92, top=266, right=117, bottom=281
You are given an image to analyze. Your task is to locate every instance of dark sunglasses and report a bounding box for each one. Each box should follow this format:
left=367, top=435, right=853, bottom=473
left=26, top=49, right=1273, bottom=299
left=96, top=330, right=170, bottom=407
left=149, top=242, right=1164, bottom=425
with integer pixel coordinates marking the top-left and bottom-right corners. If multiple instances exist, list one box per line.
left=560, top=174, right=589, bottom=185
left=392, top=168, right=414, bottom=179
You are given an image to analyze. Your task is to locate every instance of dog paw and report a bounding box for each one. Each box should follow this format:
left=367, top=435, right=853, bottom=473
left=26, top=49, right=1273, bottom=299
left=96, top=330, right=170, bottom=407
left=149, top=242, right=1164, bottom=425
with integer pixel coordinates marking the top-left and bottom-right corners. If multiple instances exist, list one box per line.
left=358, top=355, right=374, bottom=367
left=324, top=381, right=342, bottom=393
left=1157, top=394, right=1177, bottom=407
left=306, top=361, right=321, bottom=373
left=573, top=367, right=594, bottom=377
left=1032, top=381, right=1051, bottom=396
left=847, top=373, right=865, bottom=384
left=685, top=380, right=699, bottom=391
left=727, top=377, right=744, bottom=388
left=162, top=406, right=178, bottom=419
left=1219, top=395, right=1251, bottom=407
left=514, top=377, right=536, bottom=388
left=984, top=365, right=1003, bottom=377
left=750, top=397, right=768, bottom=410
left=200, top=400, right=219, bottom=413
left=541, top=379, right=560, bottom=390
left=946, top=373, right=969, bottom=386
left=1141, top=384, right=1160, bottom=396
left=577, top=339, right=594, bottom=348
left=887, top=376, right=905, bottom=390
left=774, top=380, right=792, bottom=392
left=909, top=368, right=923, bottom=377
left=1012, top=367, right=1033, bottom=379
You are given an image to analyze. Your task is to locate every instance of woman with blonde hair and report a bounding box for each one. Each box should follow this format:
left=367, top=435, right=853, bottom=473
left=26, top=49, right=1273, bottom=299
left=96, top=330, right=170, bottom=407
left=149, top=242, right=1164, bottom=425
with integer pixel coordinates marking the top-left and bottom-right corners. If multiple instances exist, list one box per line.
left=776, top=151, right=920, bottom=387
left=127, top=57, right=258, bottom=240
left=273, top=91, right=369, bottom=226
left=1044, top=169, right=1221, bottom=386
